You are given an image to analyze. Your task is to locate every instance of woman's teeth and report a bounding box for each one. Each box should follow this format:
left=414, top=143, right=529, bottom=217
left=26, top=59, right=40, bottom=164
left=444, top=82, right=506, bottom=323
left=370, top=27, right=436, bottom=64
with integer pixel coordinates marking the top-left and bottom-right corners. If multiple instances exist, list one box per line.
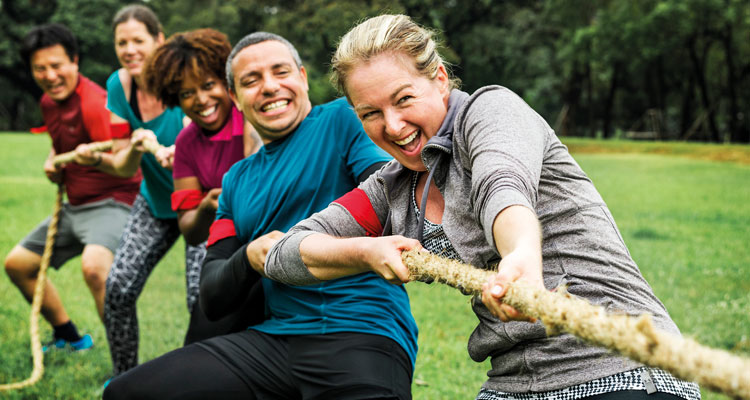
left=394, top=131, right=418, bottom=146
left=199, top=106, right=216, bottom=117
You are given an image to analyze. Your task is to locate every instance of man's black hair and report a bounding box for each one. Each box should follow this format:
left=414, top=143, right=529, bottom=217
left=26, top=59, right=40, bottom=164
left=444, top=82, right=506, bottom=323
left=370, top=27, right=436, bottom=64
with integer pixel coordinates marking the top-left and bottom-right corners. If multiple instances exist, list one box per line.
left=20, top=23, right=79, bottom=68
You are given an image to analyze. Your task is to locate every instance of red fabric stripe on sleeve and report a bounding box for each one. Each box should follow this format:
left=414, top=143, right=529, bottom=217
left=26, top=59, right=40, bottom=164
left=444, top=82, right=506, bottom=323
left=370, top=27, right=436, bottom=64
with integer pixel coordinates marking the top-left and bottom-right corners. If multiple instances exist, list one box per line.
left=171, top=189, right=205, bottom=211
left=333, top=188, right=382, bottom=237
left=30, top=126, right=48, bottom=134
left=207, top=219, right=237, bottom=247
left=111, top=122, right=131, bottom=139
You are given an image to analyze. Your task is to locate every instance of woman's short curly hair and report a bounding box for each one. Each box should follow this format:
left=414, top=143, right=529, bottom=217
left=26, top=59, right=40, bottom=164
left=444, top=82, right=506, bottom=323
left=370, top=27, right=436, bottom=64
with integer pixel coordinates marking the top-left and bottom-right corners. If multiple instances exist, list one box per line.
left=143, top=28, right=231, bottom=107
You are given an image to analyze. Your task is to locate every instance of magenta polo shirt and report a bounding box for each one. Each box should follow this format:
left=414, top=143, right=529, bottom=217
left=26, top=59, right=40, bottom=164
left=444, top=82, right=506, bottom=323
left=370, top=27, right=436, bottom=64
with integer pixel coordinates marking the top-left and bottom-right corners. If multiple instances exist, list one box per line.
left=173, top=105, right=246, bottom=190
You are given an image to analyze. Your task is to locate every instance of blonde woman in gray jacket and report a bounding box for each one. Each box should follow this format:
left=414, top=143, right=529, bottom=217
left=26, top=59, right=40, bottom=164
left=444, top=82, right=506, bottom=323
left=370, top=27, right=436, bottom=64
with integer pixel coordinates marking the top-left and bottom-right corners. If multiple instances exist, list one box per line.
left=266, top=14, right=700, bottom=400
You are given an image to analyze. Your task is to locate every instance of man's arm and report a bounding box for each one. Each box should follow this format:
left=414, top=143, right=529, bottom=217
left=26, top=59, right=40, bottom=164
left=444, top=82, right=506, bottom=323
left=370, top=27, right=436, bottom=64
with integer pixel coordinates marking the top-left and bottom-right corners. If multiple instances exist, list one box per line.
left=199, top=236, right=255, bottom=320
left=357, top=161, right=388, bottom=184
left=200, top=231, right=282, bottom=320
left=43, top=148, right=63, bottom=183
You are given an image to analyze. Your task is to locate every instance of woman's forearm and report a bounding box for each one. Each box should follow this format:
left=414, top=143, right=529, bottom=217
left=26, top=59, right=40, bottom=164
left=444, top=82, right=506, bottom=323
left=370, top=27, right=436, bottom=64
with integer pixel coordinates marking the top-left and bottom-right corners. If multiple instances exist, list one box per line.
left=492, top=205, right=543, bottom=264
left=299, top=234, right=371, bottom=280
left=178, top=207, right=215, bottom=246
left=299, top=233, right=419, bottom=284
left=108, top=138, right=143, bottom=177
left=484, top=204, right=545, bottom=322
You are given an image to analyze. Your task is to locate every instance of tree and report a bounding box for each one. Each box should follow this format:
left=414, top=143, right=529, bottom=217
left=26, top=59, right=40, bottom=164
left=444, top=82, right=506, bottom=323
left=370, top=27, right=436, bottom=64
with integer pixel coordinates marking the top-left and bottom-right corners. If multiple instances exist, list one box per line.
left=2, top=0, right=749, bottom=142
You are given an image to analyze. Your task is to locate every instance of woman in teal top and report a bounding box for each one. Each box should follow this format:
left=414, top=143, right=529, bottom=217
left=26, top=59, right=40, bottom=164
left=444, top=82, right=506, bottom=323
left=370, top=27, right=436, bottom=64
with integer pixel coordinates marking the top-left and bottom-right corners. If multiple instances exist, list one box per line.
left=99, top=4, right=205, bottom=377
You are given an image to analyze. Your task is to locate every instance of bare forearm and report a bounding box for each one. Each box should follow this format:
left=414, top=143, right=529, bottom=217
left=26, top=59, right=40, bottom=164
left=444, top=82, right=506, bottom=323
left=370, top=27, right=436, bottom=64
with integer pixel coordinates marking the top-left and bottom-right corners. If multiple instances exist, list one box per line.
left=299, top=234, right=371, bottom=280
left=298, top=233, right=419, bottom=284
left=178, top=208, right=216, bottom=246
left=492, top=205, right=542, bottom=263
left=484, top=204, right=545, bottom=322
left=88, top=151, right=121, bottom=175
left=108, top=145, right=142, bottom=177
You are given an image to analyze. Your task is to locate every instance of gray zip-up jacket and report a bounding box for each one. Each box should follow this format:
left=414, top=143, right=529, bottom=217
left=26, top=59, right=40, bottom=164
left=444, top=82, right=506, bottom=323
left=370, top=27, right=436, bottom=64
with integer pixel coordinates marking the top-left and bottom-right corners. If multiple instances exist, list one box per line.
left=266, top=86, right=680, bottom=393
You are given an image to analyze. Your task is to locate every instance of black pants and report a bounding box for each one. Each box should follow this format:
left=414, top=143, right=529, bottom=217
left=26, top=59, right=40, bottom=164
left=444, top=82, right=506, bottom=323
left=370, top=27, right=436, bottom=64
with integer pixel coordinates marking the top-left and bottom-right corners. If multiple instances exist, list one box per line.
left=104, top=330, right=412, bottom=400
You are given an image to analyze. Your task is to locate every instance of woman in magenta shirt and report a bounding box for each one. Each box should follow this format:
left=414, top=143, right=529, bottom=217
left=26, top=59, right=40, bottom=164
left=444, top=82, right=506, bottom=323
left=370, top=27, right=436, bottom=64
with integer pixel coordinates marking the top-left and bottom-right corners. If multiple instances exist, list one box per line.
left=144, top=28, right=261, bottom=343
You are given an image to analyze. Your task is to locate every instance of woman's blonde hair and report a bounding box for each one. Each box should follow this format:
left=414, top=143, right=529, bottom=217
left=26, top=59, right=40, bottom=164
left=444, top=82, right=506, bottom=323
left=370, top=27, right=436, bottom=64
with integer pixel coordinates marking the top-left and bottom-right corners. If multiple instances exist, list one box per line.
left=331, top=14, right=459, bottom=98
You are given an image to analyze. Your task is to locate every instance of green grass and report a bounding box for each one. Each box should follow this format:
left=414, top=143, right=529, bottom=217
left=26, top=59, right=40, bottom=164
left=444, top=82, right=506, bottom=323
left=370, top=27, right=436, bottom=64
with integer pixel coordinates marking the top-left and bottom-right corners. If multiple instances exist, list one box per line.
left=0, top=133, right=748, bottom=399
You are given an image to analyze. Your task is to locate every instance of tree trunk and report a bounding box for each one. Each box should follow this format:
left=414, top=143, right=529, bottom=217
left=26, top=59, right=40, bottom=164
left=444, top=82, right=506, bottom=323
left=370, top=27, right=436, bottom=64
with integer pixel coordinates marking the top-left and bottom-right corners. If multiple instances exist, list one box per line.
left=680, top=76, right=695, bottom=140
left=687, top=35, right=721, bottom=142
left=585, top=61, right=595, bottom=137
left=602, top=63, right=621, bottom=139
left=561, top=62, right=585, bottom=137
left=721, top=24, right=741, bottom=143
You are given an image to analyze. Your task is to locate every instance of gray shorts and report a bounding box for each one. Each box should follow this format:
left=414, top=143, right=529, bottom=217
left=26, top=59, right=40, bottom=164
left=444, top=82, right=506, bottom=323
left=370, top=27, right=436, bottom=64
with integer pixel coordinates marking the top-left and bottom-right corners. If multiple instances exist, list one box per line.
left=19, top=198, right=131, bottom=269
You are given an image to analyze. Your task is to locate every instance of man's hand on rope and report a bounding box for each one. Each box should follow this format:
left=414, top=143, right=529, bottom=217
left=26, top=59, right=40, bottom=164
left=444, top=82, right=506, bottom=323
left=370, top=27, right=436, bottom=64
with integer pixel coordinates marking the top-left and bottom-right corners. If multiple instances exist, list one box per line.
left=43, top=157, right=63, bottom=183
left=246, top=230, right=285, bottom=276
left=73, top=143, right=102, bottom=167
left=482, top=249, right=544, bottom=323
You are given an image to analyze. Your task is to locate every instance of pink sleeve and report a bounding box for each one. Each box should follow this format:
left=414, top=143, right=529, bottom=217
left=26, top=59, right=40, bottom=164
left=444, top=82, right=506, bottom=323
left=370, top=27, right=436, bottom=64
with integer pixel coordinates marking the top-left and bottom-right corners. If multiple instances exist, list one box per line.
left=172, top=125, right=199, bottom=180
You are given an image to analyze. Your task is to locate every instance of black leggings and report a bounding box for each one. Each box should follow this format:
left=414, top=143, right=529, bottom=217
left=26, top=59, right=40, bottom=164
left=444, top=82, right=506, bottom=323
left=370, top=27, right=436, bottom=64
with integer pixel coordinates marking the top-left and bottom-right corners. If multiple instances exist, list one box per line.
left=103, top=331, right=411, bottom=400
left=103, top=344, right=253, bottom=400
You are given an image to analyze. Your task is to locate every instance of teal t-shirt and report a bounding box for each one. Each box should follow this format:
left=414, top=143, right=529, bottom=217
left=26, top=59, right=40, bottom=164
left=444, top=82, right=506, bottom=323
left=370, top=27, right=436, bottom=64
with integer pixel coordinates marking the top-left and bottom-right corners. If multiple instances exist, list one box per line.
left=106, top=71, right=184, bottom=219
left=216, top=98, right=418, bottom=366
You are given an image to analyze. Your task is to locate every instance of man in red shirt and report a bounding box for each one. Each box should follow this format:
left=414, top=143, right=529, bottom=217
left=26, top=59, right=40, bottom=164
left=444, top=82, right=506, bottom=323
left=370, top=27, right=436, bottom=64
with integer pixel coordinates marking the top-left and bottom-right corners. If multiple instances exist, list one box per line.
left=4, top=23, right=141, bottom=352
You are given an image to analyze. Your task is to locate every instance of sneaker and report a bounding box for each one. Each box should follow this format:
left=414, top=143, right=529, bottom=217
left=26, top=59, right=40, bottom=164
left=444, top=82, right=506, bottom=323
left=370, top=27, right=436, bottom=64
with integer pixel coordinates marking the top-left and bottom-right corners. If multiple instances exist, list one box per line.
left=42, top=334, right=94, bottom=353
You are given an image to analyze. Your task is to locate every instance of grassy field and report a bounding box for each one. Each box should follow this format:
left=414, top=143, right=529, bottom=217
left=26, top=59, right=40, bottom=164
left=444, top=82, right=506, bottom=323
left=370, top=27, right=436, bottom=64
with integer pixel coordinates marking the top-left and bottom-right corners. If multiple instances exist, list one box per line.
left=0, top=132, right=748, bottom=399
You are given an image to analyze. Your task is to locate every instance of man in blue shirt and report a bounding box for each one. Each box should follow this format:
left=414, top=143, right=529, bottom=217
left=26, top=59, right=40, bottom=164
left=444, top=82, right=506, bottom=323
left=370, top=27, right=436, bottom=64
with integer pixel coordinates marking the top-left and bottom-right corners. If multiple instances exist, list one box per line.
left=104, top=32, right=418, bottom=400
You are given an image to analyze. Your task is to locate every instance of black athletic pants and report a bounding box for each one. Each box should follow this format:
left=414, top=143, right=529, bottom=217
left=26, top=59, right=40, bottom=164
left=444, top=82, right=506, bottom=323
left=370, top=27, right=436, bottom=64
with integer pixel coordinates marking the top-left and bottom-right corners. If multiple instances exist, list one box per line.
left=103, top=330, right=412, bottom=400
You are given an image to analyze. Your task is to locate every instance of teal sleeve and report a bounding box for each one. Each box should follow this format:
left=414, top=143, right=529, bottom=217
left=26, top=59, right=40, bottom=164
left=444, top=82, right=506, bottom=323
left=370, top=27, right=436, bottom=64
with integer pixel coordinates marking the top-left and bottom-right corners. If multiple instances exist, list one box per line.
left=106, top=72, right=133, bottom=124
left=216, top=166, right=235, bottom=222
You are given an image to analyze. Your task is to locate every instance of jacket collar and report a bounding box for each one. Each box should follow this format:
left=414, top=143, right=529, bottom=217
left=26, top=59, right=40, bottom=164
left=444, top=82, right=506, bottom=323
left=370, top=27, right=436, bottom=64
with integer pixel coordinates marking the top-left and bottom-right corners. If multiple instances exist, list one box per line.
left=423, top=88, right=470, bottom=153
left=380, top=89, right=470, bottom=185
left=377, top=89, right=470, bottom=237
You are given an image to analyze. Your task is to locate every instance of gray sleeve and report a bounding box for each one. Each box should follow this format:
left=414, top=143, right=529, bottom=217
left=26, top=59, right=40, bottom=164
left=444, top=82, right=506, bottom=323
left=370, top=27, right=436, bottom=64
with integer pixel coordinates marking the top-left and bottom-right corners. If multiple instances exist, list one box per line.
left=264, top=173, right=389, bottom=286
left=456, top=87, right=551, bottom=249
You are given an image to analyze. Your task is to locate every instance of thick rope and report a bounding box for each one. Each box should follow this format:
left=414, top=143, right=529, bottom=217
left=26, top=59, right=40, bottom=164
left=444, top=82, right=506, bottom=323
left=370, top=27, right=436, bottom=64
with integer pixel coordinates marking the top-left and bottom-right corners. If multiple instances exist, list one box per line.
left=0, top=186, right=64, bottom=392
left=51, top=140, right=113, bottom=165
left=51, top=137, right=163, bottom=166
left=402, top=249, right=750, bottom=400
left=141, top=138, right=162, bottom=155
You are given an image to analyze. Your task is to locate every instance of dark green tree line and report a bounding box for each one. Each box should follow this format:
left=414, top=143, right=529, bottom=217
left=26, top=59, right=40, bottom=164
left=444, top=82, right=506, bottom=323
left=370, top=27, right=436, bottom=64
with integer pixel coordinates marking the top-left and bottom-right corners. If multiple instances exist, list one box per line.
left=1, top=0, right=748, bottom=142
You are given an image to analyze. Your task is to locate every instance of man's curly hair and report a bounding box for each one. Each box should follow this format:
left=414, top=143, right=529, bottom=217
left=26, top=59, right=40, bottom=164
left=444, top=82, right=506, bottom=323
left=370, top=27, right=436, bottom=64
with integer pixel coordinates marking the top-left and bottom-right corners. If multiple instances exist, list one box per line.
left=143, top=28, right=231, bottom=108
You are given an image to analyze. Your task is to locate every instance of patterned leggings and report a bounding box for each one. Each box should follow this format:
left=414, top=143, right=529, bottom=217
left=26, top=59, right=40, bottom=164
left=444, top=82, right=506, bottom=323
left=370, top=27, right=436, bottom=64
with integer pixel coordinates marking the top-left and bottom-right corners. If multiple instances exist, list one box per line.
left=104, top=196, right=206, bottom=375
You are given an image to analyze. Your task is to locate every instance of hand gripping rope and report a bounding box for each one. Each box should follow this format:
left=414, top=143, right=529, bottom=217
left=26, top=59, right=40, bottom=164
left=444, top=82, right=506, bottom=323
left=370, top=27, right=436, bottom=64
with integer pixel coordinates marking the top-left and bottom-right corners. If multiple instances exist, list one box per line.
left=50, top=137, right=163, bottom=165
left=0, top=138, right=165, bottom=392
left=51, top=140, right=114, bottom=164
left=402, top=249, right=750, bottom=400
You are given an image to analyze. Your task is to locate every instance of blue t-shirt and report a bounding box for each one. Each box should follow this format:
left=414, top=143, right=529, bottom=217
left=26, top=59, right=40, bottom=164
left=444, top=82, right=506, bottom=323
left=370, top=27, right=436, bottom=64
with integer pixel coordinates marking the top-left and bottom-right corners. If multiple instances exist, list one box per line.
left=217, top=98, right=418, bottom=366
left=106, top=71, right=185, bottom=219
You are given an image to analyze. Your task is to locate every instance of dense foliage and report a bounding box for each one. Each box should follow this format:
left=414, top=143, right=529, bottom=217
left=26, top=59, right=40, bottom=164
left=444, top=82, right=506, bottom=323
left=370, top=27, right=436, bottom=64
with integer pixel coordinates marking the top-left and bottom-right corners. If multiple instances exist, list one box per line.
left=1, top=0, right=749, bottom=142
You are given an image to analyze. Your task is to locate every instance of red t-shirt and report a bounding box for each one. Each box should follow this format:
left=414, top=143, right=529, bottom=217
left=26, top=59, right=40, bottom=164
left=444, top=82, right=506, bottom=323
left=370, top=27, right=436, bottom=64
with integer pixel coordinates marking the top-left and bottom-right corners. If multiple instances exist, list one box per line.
left=41, top=75, right=141, bottom=206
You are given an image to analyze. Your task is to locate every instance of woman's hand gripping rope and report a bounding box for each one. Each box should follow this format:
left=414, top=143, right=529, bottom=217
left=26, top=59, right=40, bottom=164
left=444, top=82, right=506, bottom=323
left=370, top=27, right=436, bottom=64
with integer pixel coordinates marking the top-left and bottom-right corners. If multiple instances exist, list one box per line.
left=400, top=249, right=750, bottom=400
